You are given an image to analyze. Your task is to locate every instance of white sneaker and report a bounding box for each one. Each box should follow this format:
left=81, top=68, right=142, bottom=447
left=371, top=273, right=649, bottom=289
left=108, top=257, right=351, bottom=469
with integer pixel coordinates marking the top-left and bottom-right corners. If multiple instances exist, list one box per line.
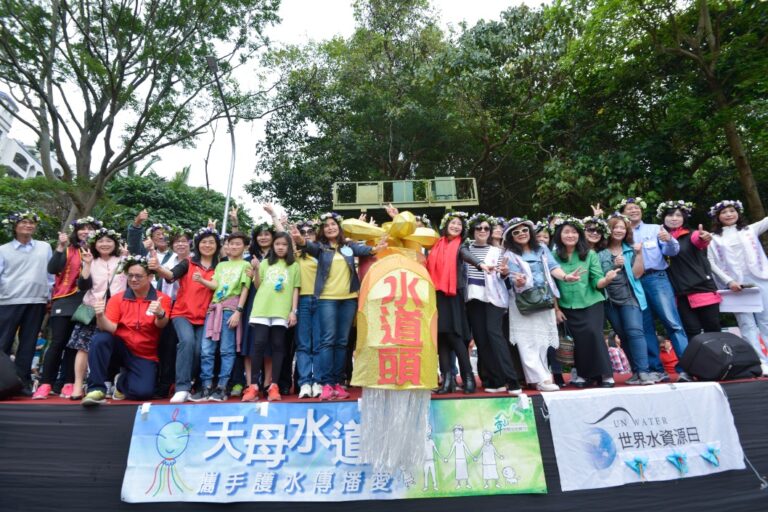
left=311, top=383, right=323, bottom=398
left=170, top=391, right=190, bottom=403
left=760, top=363, right=768, bottom=377
left=484, top=386, right=506, bottom=393
left=298, top=384, right=312, bottom=399
left=536, top=382, right=560, bottom=392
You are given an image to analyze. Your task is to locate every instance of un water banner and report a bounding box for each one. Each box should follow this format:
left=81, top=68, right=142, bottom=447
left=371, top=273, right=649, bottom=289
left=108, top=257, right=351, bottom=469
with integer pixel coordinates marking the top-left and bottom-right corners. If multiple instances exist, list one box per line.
left=542, top=382, right=745, bottom=492
left=121, top=397, right=546, bottom=502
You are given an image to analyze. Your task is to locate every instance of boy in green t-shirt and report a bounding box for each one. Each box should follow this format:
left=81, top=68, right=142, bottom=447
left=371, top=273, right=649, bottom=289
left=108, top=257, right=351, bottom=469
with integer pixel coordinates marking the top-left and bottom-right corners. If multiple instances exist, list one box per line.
left=193, top=232, right=251, bottom=402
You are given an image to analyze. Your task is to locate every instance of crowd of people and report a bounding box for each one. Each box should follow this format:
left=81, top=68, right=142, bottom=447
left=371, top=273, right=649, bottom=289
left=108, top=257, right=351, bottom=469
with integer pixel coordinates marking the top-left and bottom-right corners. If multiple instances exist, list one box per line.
left=1, top=195, right=767, bottom=405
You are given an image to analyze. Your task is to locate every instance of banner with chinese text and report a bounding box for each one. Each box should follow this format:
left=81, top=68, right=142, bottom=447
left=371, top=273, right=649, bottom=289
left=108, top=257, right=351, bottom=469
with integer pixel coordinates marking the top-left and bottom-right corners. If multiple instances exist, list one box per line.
left=542, top=382, right=745, bottom=492
left=352, top=254, right=438, bottom=390
left=121, top=397, right=546, bottom=503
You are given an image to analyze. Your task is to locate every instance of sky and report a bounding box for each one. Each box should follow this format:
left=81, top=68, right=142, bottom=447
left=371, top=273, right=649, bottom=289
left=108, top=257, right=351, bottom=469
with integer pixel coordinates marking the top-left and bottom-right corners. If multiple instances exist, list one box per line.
left=7, top=0, right=543, bottom=221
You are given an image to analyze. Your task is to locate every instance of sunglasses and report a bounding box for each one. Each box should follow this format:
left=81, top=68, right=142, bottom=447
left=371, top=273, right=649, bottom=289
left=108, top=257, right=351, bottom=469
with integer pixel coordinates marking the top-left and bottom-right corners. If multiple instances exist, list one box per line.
left=474, top=226, right=490, bottom=232
left=585, top=227, right=599, bottom=234
left=299, top=228, right=314, bottom=235
left=511, top=227, right=529, bottom=236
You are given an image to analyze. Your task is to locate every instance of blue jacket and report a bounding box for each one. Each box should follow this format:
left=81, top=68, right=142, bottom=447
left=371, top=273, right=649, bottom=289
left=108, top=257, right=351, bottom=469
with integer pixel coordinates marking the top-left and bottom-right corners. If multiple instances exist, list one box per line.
left=300, top=240, right=374, bottom=299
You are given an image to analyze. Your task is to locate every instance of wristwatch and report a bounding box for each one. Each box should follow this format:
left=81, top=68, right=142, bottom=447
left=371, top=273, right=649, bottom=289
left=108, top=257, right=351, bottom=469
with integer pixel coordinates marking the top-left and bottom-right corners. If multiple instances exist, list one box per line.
left=236, top=306, right=244, bottom=313
left=292, top=309, right=299, bottom=315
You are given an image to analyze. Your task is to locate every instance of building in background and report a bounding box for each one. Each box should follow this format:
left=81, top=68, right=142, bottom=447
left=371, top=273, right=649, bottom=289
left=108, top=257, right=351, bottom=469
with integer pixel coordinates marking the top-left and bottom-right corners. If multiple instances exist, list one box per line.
left=0, top=91, right=63, bottom=179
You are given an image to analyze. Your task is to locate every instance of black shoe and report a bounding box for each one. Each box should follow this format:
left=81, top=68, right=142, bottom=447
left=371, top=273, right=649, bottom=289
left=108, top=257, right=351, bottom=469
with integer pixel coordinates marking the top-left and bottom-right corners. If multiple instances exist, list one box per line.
left=189, top=387, right=212, bottom=402
left=553, top=373, right=566, bottom=387
left=436, top=373, right=455, bottom=395
left=463, top=373, right=476, bottom=394
left=208, top=387, right=227, bottom=402
left=18, top=384, right=34, bottom=397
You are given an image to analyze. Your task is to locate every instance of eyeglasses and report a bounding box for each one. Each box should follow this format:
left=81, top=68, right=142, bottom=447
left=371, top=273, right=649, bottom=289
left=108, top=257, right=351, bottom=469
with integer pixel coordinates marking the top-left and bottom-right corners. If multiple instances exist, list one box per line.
left=474, top=226, right=490, bottom=232
left=511, top=228, right=529, bottom=236
left=127, top=273, right=147, bottom=281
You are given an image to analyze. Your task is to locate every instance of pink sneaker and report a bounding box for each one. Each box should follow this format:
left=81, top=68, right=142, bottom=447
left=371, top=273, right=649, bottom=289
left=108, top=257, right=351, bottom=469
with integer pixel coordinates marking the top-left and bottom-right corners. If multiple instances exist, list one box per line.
left=60, top=383, right=75, bottom=398
left=333, top=384, right=350, bottom=400
left=319, top=384, right=335, bottom=401
left=32, top=383, right=52, bottom=400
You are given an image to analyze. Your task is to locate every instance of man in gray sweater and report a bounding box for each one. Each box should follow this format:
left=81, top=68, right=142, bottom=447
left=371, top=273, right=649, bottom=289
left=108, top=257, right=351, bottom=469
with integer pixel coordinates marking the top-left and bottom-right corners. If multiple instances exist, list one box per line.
left=0, top=211, right=52, bottom=396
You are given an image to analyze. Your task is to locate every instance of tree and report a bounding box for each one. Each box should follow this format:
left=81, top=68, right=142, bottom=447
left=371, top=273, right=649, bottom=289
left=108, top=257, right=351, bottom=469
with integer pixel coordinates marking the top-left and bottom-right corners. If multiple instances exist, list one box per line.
left=0, top=0, right=280, bottom=226
left=552, top=0, right=767, bottom=218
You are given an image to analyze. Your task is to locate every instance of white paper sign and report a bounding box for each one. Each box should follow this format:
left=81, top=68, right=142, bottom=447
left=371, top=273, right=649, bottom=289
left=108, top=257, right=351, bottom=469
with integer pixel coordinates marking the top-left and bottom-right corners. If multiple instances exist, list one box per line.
left=717, top=288, right=763, bottom=313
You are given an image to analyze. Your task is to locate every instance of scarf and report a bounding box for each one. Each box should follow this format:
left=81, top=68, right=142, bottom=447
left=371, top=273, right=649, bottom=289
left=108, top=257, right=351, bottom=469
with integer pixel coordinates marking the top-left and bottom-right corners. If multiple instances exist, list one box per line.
left=52, top=247, right=82, bottom=300
left=426, top=236, right=461, bottom=296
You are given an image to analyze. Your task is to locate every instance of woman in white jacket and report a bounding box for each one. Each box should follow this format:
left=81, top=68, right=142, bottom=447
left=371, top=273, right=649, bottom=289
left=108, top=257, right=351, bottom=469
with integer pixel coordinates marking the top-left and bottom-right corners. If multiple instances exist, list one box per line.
left=707, top=200, right=768, bottom=370
left=502, top=218, right=582, bottom=392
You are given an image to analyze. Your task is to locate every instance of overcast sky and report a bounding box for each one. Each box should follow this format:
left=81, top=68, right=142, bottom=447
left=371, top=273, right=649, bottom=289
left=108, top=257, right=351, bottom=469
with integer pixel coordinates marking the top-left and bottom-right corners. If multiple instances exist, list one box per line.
left=8, top=0, right=543, bottom=221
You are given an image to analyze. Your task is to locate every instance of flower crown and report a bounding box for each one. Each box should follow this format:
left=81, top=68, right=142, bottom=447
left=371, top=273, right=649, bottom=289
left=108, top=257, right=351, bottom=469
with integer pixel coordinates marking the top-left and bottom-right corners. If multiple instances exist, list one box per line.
left=68, top=216, right=103, bottom=233
left=2, top=211, right=40, bottom=228
left=119, top=254, right=151, bottom=274
left=318, top=212, right=344, bottom=224
left=534, top=220, right=553, bottom=235
left=166, top=225, right=192, bottom=242
left=615, top=197, right=647, bottom=212
left=251, top=221, right=276, bottom=236
left=708, top=200, right=744, bottom=218
left=582, top=216, right=610, bottom=238
left=417, top=214, right=432, bottom=229
left=296, top=219, right=317, bottom=230
left=468, top=213, right=498, bottom=230
left=87, top=228, right=122, bottom=246
left=552, top=215, right=585, bottom=231
left=145, top=223, right=170, bottom=237
left=193, top=226, right=220, bottom=245
left=439, top=211, right=469, bottom=231
left=546, top=212, right=567, bottom=225
left=608, top=211, right=630, bottom=223
left=656, top=200, right=694, bottom=219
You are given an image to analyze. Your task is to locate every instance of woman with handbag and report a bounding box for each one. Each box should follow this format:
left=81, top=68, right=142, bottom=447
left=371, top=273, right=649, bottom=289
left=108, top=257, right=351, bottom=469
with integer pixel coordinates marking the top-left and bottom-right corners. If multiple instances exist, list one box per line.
left=65, top=228, right=126, bottom=400
left=552, top=217, right=614, bottom=388
left=598, top=213, right=654, bottom=385
left=502, top=218, right=582, bottom=392
left=33, top=217, right=101, bottom=399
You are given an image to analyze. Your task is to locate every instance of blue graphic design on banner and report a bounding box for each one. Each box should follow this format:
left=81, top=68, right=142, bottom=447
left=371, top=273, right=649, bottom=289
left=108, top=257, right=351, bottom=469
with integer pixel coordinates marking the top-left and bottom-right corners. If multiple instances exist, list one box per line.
left=121, top=398, right=546, bottom=502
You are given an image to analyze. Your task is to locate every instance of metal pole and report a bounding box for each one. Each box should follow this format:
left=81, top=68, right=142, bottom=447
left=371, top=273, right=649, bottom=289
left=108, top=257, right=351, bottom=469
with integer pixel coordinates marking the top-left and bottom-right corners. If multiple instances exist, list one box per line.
left=206, top=56, right=236, bottom=236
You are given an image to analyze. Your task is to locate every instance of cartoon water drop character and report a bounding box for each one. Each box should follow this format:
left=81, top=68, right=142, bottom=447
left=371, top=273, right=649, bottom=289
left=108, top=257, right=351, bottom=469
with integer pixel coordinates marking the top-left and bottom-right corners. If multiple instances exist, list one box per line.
left=145, top=408, right=192, bottom=496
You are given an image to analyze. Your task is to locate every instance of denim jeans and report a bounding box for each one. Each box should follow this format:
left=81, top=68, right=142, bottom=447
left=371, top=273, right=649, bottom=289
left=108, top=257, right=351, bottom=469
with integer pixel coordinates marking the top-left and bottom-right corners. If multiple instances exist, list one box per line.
left=200, top=310, right=237, bottom=389
left=640, top=271, right=689, bottom=373
left=605, top=301, right=650, bottom=373
left=296, top=295, right=318, bottom=386
left=172, top=317, right=205, bottom=392
left=315, top=298, right=357, bottom=385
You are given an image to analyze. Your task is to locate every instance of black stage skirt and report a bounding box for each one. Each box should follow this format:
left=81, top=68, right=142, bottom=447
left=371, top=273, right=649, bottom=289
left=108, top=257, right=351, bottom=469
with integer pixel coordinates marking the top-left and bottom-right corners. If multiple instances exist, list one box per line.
left=562, top=302, right=612, bottom=379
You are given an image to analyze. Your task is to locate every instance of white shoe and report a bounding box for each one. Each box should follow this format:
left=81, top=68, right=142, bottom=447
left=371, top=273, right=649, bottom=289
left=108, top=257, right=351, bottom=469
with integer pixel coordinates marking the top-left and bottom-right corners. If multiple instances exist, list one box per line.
left=311, top=383, right=323, bottom=398
left=507, top=387, right=523, bottom=396
left=484, top=386, right=506, bottom=393
left=170, top=391, right=190, bottom=403
left=536, top=382, right=560, bottom=392
left=298, top=384, right=312, bottom=399
left=760, top=363, right=768, bottom=377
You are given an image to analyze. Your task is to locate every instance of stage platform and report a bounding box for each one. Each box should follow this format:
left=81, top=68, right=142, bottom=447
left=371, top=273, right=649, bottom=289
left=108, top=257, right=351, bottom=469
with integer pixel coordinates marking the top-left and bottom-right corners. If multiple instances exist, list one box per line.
left=1, top=378, right=767, bottom=512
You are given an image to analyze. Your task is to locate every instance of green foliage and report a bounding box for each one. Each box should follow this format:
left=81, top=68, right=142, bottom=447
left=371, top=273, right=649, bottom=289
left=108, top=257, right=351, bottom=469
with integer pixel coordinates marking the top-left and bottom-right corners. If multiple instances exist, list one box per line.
left=0, top=173, right=253, bottom=244
left=251, top=0, right=767, bottom=223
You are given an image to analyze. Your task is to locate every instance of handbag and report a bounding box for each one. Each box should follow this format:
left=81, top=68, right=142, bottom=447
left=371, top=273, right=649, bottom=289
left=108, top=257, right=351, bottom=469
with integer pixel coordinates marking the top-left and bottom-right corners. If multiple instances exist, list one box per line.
left=71, top=304, right=96, bottom=325
left=515, top=286, right=555, bottom=314
left=556, top=328, right=575, bottom=366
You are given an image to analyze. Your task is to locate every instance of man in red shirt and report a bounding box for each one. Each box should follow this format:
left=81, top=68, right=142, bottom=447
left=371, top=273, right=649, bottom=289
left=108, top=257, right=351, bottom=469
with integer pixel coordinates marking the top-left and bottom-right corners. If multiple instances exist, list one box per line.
left=82, top=256, right=171, bottom=405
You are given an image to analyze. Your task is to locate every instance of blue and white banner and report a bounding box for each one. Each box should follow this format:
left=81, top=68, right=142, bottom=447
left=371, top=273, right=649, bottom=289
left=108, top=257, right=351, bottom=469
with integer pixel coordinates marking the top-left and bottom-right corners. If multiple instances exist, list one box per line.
left=121, top=398, right=546, bottom=503
left=542, top=382, right=745, bottom=491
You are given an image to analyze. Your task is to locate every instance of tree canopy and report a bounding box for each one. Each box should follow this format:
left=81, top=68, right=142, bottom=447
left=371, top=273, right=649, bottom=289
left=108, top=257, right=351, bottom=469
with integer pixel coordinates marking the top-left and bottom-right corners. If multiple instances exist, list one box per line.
left=249, top=0, right=767, bottom=222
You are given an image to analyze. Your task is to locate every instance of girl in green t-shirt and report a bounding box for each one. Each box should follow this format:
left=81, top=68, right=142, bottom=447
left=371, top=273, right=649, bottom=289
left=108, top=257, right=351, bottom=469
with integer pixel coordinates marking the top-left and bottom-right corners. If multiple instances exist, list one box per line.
left=244, top=232, right=300, bottom=402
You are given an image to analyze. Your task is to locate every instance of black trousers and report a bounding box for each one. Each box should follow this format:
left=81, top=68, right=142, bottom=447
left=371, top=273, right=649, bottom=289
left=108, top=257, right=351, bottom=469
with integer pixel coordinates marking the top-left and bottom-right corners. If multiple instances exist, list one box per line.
left=0, top=303, right=46, bottom=385
left=466, top=300, right=519, bottom=387
left=278, top=326, right=296, bottom=392
left=438, top=332, right=472, bottom=377
left=677, top=298, right=721, bottom=340
left=155, top=323, right=178, bottom=396
left=41, top=316, right=76, bottom=385
left=250, top=324, right=287, bottom=386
